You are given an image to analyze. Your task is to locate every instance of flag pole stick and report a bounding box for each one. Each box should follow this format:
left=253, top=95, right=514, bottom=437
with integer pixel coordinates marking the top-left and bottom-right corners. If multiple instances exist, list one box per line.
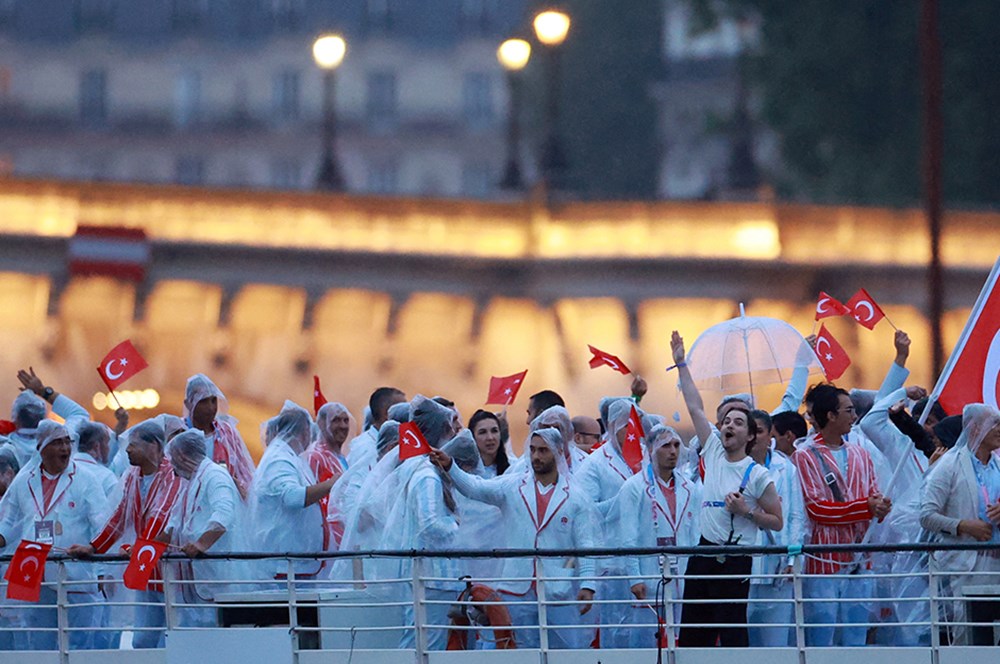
left=883, top=314, right=899, bottom=331
left=109, top=389, right=123, bottom=411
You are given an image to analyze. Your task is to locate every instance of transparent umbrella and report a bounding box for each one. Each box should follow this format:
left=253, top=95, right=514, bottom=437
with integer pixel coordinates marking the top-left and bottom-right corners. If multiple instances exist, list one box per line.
left=685, top=305, right=822, bottom=396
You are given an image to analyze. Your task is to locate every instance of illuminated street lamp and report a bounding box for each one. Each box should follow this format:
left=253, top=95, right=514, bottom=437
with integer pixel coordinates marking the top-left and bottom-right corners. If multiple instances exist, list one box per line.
left=532, top=10, right=570, bottom=190
left=497, top=38, right=531, bottom=190
left=312, top=34, right=347, bottom=191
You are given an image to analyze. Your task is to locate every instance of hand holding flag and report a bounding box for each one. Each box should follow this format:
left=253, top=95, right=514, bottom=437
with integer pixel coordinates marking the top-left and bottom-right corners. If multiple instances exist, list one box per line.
left=97, top=340, right=148, bottom=391
left=588, top=345, right=631, bottom=375
left=486, top=370, right=528, bottom=405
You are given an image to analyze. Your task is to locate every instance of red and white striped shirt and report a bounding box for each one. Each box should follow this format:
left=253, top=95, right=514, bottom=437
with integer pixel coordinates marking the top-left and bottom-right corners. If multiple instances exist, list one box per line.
left=91, top=456, right=183, bottom=554
left=793, top=433, right=879, bottom=574
left=307, top=442, right=348, bottom=550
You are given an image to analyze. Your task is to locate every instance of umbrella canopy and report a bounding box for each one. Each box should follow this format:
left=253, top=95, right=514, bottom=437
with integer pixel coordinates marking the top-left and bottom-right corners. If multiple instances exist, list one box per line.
left=685, top=311, right=822, bottom=395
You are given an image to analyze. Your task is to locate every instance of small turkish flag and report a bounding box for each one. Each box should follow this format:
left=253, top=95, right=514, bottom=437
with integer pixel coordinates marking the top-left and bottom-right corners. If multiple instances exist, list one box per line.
left=97, top=339, right=148, bottom=391
left=122, top=538, right=167, bottom=591
left=313, top=375, right=328, bottom=415
left=588, top=345, right=631, bottom=375
left=814, top=324, right=851, bottom=380
left=398, top=421, right=431, bottom=460
left=815, top=291, right=850, bottom=321
left=623, top=405, right=644, bottom=473
left=486, top=370, right=528, bottom=405
left=845, top=288, right=886, bottom=330
left=4, top=540, right=52, bottom=602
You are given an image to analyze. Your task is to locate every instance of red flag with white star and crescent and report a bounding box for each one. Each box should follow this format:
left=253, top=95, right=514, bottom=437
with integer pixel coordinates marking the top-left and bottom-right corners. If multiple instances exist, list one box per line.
left=313, top=375, right=329, bottom=415
left=845, top=288, right=886, bottom=330
left=486, top=370, right=528, bottom=406
left=588, top=345, right=631, bottom=375
left=96, top=339, right=148, bottom=391
left=623, top=405, right=645, bottom=473
left=4, top=540, right=52, bottom=602
left=814, top=324, right=852, bottom=380
left=398, top=421, right=431, bottom=461
left=122, top=538, right=167, bottom=591
left=815, top=291, right=851, bottom=321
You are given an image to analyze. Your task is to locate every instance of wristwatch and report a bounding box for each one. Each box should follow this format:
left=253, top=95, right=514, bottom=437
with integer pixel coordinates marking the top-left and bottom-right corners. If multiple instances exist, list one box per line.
left=41, top=387, right=54, bottom=403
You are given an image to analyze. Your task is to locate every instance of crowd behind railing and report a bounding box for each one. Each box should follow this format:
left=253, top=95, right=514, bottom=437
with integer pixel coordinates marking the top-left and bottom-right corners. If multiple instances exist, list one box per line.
left=0, top=325, right=999, bottom=653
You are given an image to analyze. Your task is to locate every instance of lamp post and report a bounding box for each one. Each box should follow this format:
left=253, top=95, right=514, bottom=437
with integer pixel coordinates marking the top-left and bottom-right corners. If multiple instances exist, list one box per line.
left=312, top=34, right=347, bottom=192
left=532, top=9, right=570, bottom=191
left=497, top=38, right=531, bottom=190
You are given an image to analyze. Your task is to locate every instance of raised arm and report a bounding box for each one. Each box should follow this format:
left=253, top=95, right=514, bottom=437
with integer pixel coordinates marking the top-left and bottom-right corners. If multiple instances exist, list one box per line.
left=670, top=331, right=713, bottom=447
left=429, top=448, right=507, bottom=506
left=772, top=335, right=815, bottom=415
left=876, top=330, right=912, bottom=401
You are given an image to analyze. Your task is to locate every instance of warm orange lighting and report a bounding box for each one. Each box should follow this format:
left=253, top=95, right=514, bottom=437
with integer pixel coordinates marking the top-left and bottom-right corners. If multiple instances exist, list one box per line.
left=497, top=39, right=531, bottom=71
left=533, top=10, right=571, bottom=46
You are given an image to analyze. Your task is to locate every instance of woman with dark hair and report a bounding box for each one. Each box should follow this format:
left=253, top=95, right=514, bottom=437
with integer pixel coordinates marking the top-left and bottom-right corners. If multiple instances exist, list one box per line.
left=469, top=410, right=510, bottom=477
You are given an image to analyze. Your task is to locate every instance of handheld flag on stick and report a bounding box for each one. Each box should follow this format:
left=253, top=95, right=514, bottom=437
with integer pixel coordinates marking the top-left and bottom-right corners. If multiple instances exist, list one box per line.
left=845, top=289, right=891, bottom=330
left=814, top=324, right=851, bottom=380
left=4, top=540, right=52, bottom=602
left=123, top=538, right=167, bottom=591
left=313, top=375, right=328, bottom=415
left=623, top=405, right=645, bottom=473
left=815, top=291, right=851, bottom=321
left=486, top=370, right=528, bottom=406
left=398, top=421, right=431, bottom=460
left=588, top=345, right=631, bottom=375
left=97, top=340, right=148, bottom=404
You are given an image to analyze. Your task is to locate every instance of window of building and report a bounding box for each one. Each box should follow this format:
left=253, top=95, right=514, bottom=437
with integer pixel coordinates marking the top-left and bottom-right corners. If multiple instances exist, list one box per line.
left=175, top=155, right=205, bottom=185
left=366, top=71, right=397, bottom=131
left=174, top=70, right=201, bottom=128
left=270, top=158, right=301, bottom=189
left=271, top=69, right=300, bottom=122
left=365, top=0, right=394, bottom=33
left=76, top=0, right=116, bottom=30
left=171, top=0, right=208, bottom=31
left=462, top=72, right=494, bottom=127
left=366, top=160, right=399, bottom=194
left=79, top=69, right=107, bottom=126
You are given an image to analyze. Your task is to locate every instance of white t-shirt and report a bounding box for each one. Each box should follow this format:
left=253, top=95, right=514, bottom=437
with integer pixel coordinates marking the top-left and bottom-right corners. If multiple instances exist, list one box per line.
left=700, top=431, right=773, bottom=546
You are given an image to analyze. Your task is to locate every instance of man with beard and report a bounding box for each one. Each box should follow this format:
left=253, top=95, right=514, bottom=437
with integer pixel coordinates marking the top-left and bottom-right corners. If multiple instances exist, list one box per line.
left=308, top=402, right=353, bottom=550
left=68, top=419, right=184, bottom=649
left=430, top=427, right=598, bottom=650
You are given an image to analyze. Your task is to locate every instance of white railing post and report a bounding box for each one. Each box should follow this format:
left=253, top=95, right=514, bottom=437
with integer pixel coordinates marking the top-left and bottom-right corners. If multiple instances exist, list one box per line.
left=56, top=561, right=69, bottom=663
left=536, top=569, right=549, bottom=663
left=928, top=552, right=941, bottom=662
left=162, top=558, right=176, bottom=632
left=412, top=556, right=428, bottom=664
left=791, top=555, right=806, bottom=664
left=664, top=571, right=677, bottom=664
left=287, top=558, right=300, bottom=664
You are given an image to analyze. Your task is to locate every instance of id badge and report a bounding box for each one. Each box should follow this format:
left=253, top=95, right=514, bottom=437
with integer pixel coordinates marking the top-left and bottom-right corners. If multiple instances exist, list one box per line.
left=34, top=519, right=55, bottom=545
left=656, top=536, right=676, bottom=547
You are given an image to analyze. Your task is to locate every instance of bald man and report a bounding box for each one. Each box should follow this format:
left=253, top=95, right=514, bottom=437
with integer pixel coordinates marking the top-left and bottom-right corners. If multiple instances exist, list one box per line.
left=571, top=416, right=602, bottom=454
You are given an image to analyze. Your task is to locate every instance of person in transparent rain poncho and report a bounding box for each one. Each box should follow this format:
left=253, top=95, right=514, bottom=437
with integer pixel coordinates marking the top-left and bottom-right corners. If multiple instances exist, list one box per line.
left=376, top=396, right=461, bottom=651
left=920, top=403, right=1000, bottom=644
left=67, top=417, right=185, bottom=649
left=430, top=427, right=599, bottom=650
left=331, top=419, right=402, bottom=583
left=307, top=402, right=354, bottom=551
left=508, top=405, right=585, bottom=477
left=3, top=384, right=89, bottom=469
left=0, top=445, right=18, bottom=651
left=181, top=374, right=255, bottom=501
left=614, top=424, right=701, bottom=648
left=0, top=420, right=110, bottom=651
left=250, top=402, right=336, bottom=582
left=573, top=398, right=645, bottom=648
left=161, top=429, right=246, bottom=628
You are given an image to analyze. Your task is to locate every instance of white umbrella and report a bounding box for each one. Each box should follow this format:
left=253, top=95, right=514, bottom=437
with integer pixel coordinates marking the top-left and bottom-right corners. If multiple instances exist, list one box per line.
left=685, top=304, right=822, bottom=396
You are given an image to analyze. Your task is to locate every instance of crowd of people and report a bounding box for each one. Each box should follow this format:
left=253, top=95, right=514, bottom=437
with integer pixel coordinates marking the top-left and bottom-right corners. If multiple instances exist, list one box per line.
left=0, top=327, right=998, bottom=652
